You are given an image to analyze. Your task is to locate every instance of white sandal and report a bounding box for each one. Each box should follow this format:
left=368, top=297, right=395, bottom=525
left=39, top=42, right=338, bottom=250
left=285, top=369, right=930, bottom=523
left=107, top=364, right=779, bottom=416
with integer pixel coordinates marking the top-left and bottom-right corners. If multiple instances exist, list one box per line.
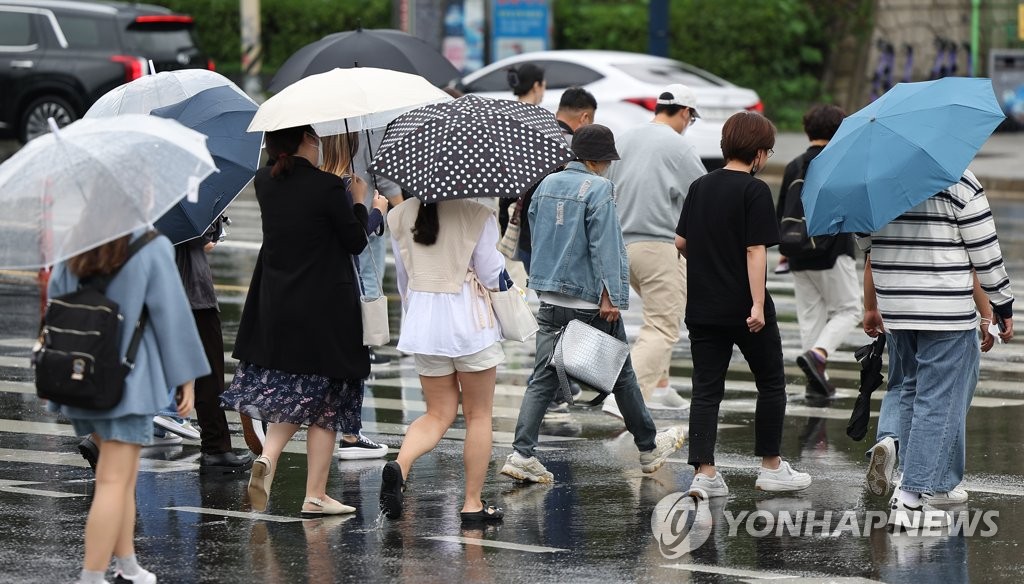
left=301, top=496, right=356, bottom=516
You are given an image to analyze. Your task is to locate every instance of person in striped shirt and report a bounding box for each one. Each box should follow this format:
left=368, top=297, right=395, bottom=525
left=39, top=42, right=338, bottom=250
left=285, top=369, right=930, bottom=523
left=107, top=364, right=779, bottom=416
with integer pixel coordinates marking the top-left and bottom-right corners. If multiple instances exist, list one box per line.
left=861, top=169, right=1014, bottom=529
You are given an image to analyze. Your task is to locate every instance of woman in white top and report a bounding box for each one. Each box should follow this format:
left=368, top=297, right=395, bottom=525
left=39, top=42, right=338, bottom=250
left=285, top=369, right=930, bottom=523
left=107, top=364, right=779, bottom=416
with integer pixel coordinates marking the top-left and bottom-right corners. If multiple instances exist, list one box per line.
left=380, top=197, right=506, bottom=523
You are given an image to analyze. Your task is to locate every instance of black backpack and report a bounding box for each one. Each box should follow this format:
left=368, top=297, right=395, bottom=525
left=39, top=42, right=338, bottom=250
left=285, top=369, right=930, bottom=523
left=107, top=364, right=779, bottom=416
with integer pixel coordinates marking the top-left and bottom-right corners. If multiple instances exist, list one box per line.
left=778, top=155, right=836, bottom=259
left=34, top=231, right=158, bottom=410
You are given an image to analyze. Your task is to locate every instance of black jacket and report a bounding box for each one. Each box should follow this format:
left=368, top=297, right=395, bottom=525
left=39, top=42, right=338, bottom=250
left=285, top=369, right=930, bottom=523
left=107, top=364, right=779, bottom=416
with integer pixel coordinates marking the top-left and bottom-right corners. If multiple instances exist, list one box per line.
left=776, top=146, right=855, bottom=271
left=233, top=157, right=370, bottom=380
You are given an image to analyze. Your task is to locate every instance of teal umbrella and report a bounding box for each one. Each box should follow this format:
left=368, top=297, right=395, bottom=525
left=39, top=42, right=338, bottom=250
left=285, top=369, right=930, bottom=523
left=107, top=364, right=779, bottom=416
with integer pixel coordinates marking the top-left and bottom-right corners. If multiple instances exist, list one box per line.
left=803, top=77, right=1005, bottom=236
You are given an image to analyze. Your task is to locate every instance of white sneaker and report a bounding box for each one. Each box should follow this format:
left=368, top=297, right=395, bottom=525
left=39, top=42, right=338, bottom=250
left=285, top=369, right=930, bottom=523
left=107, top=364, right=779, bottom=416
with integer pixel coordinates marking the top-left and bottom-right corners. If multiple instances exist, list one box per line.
left=888, top=496, right=951, bottom=530
left=153, top=415, right=201, bottom=440
left=602, top=398, right=623, bottom=420
left=639, top=425, right=685, bottom=473
left=648, top=386, right=691, bottom=410
left=755, top=460, right=812, bottom=492
left=690, top=471, right=729, bottom=497
left=146, top=432, right=183, bottom=447
left=113, top=567, right=157, bottom=583
left=925, top=485, right=968, bottom=506
left=500, top=452, right=554, bottom=483
left=867, top=436, right=897, bottom=496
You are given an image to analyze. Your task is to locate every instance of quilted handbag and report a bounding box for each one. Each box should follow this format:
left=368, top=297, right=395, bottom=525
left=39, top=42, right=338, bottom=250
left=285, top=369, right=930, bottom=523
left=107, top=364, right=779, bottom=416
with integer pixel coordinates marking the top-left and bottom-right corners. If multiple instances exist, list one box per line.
left=549, top=318, right=629, bottom=406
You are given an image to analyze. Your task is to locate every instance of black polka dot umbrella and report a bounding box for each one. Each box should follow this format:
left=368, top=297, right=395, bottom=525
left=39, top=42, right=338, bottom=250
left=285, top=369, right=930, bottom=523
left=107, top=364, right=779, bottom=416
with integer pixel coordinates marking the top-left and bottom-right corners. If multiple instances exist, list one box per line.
left=369, top=94, right=573, bottom=202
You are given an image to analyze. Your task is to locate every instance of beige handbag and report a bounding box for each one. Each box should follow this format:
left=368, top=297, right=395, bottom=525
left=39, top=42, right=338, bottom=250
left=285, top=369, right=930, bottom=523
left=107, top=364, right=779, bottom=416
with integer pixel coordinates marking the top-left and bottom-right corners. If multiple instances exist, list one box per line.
left=497, top=198, right=523, bottom=260
left=354, top=254, right=390, bottom=347
left=489, top=285, right=538, bottom=342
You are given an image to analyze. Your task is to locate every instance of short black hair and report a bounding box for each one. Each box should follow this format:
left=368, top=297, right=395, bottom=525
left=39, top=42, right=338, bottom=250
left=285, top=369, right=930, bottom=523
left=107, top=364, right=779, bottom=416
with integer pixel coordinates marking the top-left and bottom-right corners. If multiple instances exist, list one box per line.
left=507, top=63, right=545, bottom=96
left=803, top=104, right=846, bottom=141
left=654, top=92, right=685, bottom=117
left=557, top=87, right=597, bottom=112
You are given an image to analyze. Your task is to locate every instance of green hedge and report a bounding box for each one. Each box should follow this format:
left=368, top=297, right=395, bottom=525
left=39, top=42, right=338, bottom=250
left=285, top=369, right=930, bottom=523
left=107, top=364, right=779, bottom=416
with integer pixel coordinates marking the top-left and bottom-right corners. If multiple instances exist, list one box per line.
left=160, top=0, right=870, bottom=129
left=159, top=0, right=391, bottom=76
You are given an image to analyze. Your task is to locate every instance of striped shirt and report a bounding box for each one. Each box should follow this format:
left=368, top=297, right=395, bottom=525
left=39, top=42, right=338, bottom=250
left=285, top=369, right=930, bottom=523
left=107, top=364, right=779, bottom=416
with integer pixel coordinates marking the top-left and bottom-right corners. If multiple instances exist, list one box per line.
left=867, top=170, right=1014, bottom=331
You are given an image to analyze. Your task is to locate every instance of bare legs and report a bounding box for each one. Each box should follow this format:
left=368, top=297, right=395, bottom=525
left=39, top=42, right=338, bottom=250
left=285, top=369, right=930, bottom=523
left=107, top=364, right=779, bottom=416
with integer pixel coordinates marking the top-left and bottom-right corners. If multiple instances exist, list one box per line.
left=257, top=422, right=342, bottom=510
left=395, top=368, right=497, bottom=513
left=83, top=438, right=142, bottom=572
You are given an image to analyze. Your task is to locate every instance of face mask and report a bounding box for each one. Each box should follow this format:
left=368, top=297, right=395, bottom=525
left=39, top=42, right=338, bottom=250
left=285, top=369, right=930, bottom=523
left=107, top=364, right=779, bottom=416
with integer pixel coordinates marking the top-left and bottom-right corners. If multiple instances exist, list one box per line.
left=307, top=133, right=324, bottom=167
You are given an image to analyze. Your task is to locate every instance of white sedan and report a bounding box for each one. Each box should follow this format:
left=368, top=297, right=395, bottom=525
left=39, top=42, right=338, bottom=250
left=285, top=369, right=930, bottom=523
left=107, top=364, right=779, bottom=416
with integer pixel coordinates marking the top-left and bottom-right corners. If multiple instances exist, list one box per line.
left=454, top=50, right=763, bottom=165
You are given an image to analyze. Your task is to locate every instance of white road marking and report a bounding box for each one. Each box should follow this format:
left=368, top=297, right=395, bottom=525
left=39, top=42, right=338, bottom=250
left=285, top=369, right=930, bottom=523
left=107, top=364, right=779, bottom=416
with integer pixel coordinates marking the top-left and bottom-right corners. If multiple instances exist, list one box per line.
left=660, top=563, right=798, bottom=579
left=165, top=506, right=307, bottom=523
left=0, top=478, right=85, bottom=498
left=426, top=535, right=567, bottom=553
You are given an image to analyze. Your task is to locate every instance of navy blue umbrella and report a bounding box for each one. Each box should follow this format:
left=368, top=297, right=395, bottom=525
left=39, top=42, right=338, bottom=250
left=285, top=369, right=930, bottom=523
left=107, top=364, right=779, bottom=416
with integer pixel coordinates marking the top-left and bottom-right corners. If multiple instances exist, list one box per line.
left=151, top=85, right=261, bottom=244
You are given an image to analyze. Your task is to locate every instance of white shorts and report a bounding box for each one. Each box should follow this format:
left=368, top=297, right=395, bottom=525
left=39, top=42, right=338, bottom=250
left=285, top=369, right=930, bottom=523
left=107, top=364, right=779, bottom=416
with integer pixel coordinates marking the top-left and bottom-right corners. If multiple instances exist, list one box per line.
left=413, top=343, right=506, bottom=377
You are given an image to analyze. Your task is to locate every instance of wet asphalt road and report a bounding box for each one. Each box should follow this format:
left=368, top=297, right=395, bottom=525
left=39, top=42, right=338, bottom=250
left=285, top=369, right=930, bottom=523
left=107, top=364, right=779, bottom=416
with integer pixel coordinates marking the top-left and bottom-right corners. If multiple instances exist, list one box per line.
left=2, top=185, right=1024, bottom=583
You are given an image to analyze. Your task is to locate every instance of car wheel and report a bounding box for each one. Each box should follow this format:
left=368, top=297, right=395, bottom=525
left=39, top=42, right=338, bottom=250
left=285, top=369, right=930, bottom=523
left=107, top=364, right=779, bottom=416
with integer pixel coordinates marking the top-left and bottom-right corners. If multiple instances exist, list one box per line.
left=19, top=95, right=76, bottom=143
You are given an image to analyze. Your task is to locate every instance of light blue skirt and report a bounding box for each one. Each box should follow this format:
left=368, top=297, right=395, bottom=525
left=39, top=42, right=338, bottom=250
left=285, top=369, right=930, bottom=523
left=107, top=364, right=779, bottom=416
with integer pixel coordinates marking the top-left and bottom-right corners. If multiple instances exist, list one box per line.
left=71, top=414, right=153, bottom=446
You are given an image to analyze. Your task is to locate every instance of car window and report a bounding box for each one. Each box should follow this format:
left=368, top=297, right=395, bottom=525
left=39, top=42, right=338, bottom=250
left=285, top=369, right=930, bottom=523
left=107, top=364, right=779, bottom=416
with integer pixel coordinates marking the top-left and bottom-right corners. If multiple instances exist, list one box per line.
left=613, top=62, right=725, bottom=88
left=124, top=26, right=197, bottom=55
left=55, top=14, right=116, bottom=49
left=539, top=61, right=603, bottom=89
left=0, top=10, right=37, bottom=47
left=464, top=68, right=511, bottom=93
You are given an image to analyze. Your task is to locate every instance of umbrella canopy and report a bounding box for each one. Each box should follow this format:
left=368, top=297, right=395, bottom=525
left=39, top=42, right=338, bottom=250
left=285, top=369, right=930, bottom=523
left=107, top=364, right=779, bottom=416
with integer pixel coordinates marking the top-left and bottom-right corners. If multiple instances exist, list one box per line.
left=0, top=115, right=215, bottom=269
left=84, top=69, right=249, bottom=119
left=150, top=86, right=261, bottom=244
left=248, top=67, right=452, bottom=135
left=370, top=94, right=573, bottom=202
left=846, top=335, right=887, bottom=441
left=85, top=71, right=261, bottom=245
left=269, top=28, right=460, bottom=92
left=802, top=77, right=1005, bottom=236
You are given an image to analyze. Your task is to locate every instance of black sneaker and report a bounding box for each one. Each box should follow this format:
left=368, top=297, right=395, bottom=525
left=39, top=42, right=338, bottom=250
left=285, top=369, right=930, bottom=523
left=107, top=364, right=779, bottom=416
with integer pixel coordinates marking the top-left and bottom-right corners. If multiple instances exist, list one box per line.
left=200, top=451, right=254, bottom=475
left=368, top=349, right=392, bottom=365
left=380, top=461, right=404, bottom=519
left=336, top=433, right=388, bottom=460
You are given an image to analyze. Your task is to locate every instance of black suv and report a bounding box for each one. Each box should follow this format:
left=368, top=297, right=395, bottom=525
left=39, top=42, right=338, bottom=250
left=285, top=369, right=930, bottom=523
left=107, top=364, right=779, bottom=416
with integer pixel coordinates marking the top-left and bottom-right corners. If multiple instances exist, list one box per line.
left=0, top=0, right=211, bottom=142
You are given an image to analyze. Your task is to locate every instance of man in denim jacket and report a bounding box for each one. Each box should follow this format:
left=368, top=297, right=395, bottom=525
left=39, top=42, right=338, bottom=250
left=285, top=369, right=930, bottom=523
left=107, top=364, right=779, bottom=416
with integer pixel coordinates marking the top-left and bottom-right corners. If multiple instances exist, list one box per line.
left=501, top=124, right=684, bottom=483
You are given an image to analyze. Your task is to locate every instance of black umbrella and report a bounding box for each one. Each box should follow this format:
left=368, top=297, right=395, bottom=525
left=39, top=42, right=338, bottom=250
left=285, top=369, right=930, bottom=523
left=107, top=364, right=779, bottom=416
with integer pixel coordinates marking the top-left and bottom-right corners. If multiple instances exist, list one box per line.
left=847, top=335, right=887, bottom=441
left=369, top=94, right=573, bottom=202
left=269, top=27, right=460, bottom=92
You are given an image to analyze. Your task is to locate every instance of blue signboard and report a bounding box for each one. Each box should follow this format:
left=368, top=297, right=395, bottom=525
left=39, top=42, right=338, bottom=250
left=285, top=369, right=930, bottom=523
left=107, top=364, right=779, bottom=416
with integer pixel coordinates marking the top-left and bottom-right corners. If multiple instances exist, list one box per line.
left=491, top=0, right=550, bottom=62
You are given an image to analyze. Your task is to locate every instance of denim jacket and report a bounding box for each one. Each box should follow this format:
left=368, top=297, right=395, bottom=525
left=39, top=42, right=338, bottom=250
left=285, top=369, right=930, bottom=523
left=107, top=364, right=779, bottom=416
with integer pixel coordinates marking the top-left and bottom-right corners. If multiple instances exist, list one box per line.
left=527, top=162, right=631, bottom=308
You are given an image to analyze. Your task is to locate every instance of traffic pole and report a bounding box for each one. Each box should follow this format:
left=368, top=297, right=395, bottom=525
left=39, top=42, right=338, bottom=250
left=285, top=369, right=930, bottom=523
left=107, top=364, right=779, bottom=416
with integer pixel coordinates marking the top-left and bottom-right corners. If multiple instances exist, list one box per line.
left=240, top=0, right=263, bottom=99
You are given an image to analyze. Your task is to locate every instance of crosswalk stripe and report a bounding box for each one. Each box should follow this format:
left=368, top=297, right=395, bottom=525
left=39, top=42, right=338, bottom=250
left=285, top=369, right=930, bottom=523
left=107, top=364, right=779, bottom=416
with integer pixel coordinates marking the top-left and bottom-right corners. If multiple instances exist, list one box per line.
left=426, top=536, right=568, bottom=553
left=165, top=506, right=308, bottom=523
left=0, top=479, right=86, bottom=498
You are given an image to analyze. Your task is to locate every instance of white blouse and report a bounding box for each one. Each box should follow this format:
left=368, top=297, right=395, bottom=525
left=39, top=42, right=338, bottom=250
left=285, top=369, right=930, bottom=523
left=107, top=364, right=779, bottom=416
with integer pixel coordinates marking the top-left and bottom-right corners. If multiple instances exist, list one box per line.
left=392, top=218, right=505, bottom=357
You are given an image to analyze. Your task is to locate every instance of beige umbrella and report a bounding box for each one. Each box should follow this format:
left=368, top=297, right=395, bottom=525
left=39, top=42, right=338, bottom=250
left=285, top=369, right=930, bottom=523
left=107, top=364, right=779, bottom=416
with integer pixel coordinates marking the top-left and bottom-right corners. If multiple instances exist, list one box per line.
left=247, top=67, right=452, bottom=135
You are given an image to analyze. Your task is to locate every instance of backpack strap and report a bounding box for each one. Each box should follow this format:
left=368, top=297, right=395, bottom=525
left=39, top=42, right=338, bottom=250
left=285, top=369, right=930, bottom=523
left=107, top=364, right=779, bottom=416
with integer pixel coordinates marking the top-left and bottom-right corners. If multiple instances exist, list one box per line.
left=123, top=306, right=149, bottom=370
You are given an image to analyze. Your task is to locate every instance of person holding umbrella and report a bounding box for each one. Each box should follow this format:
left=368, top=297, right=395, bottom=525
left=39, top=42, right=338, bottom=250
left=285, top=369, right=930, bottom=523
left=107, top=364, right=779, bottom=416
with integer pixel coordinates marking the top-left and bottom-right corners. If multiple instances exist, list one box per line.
left=501, top=124, right=685, bottom=484
left=861, top=173, right=1014, bottom=526
left=378, top=185, right=507, bottom=523
left=221, top=124, right=388, bottom=516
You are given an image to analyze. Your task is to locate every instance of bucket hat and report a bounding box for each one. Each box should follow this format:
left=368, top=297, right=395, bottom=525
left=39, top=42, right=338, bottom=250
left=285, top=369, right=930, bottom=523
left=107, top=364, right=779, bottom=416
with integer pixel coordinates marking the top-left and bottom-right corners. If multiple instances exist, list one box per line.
left=572, top=124, right=619, bottom=161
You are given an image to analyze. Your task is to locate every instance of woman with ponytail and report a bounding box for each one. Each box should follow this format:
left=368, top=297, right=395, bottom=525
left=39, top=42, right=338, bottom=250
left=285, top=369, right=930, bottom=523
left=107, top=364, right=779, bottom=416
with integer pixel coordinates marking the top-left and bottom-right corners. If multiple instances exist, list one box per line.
left=223, top=125, right=387, bottom=516
left=378, top=194, right=507, bottom=524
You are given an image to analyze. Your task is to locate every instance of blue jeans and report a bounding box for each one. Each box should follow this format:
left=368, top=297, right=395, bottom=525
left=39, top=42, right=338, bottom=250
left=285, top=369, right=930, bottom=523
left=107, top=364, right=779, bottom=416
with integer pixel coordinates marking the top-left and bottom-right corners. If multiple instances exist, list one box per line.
left=874, top=333, right=903, bottom=444
left=889, top=329, right=979, bottom=494
left=358, top=232, right=386, bottom=299
left=512, top=303, right=657, bottom=458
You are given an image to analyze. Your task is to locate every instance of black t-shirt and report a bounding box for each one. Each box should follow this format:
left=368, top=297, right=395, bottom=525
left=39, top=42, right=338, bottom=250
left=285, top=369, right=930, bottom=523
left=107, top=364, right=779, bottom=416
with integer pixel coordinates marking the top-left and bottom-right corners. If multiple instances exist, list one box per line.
left=676, top=168, right=779, bottom=326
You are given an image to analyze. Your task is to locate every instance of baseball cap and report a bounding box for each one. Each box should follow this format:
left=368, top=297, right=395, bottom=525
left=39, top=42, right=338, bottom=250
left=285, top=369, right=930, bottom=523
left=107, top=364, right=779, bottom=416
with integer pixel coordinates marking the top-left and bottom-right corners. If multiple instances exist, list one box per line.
left=572, top=124, right=619, bottom=161
left=657, top=84, right=700, bottom=118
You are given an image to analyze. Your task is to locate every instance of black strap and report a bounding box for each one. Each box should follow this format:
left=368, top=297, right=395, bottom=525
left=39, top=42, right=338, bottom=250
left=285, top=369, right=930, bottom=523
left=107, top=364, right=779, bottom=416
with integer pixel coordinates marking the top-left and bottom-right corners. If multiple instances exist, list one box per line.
left=123, top=306, right=148, bottom=369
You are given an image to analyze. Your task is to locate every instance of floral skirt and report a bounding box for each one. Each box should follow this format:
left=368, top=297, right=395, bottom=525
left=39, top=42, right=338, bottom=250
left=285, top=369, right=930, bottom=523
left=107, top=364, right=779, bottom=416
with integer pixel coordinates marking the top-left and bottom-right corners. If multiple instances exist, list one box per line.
left=221, top=361, right=364, bottom=433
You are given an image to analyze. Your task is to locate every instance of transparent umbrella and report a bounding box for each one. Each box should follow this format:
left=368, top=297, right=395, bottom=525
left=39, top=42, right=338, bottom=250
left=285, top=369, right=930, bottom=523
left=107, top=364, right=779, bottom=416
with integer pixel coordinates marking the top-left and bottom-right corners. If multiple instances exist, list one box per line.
left=84, top=69, right=250, bottom=118
left=0, top=115, right=216, bottom=269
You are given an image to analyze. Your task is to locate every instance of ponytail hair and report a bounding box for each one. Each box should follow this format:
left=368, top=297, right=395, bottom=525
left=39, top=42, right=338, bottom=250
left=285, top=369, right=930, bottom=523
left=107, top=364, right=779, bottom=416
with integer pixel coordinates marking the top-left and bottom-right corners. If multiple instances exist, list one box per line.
left=265, top=125, right=312, bottom=178
left=412, top=202, right=439, bottom=245
left=507, top=63, right=544, bottom=97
